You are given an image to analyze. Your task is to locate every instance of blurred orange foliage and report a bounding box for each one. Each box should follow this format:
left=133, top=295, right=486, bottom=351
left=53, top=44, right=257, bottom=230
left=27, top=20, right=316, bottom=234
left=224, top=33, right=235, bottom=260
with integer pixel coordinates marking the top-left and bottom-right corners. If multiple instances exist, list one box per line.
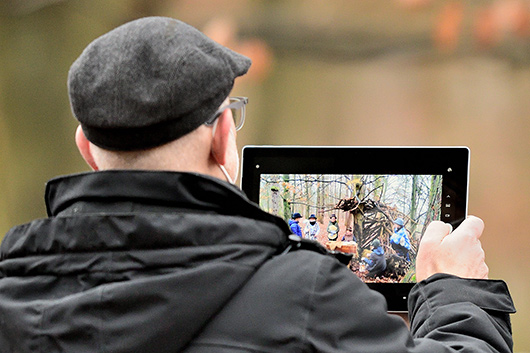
left=398, top=0, right=530, bottom=52
left=202, top=17, right=274, bottom=83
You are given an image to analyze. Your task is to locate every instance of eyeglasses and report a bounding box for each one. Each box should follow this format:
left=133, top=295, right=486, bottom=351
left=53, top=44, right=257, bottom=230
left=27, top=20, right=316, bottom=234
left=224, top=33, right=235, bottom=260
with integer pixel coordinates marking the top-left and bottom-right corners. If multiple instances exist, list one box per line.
left=205, top=96, right=248, bottom=131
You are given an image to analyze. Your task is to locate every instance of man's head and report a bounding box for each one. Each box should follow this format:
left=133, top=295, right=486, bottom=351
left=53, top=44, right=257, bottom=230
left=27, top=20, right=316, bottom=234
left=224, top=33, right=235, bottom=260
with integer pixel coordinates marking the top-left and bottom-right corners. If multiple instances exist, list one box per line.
left=292, top=213, right=302, bottom=222
left=68, top=17, right=251, bottom=182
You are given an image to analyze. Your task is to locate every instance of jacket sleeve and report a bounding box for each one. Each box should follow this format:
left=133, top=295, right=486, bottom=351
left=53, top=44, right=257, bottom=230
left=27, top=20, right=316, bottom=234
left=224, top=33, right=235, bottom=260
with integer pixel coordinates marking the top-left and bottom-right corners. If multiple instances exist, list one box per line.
left=409, top=274, right=516, bottom=352
left=305, top=256, right=515, bottom=353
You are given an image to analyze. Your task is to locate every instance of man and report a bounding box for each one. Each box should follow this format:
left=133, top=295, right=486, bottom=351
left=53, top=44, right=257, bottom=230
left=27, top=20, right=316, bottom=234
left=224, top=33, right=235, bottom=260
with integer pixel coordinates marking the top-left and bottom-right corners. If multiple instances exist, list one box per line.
left=391, top=217, right=412, bottom=260
left=0, top=17, right=515, bottom=352
left=303, top=213, right=320, bottom=240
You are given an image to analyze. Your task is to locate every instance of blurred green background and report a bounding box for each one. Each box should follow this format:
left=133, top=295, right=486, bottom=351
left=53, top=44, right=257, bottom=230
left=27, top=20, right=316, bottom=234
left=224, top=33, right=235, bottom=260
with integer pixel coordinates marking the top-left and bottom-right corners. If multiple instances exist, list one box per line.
left=1, top=0, right=529, bottom=351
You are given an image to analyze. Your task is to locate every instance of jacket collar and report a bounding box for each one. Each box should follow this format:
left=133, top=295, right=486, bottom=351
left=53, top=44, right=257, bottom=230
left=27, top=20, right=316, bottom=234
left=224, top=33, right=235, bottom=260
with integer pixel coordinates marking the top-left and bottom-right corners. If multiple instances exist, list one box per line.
left=45, top=171, right=290, bottom=232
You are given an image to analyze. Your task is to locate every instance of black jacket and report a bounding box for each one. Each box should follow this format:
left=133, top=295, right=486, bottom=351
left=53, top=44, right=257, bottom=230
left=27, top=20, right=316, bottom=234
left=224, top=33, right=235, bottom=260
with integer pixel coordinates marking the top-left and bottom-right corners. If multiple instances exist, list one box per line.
left=0, top=171, right=515, bottom=352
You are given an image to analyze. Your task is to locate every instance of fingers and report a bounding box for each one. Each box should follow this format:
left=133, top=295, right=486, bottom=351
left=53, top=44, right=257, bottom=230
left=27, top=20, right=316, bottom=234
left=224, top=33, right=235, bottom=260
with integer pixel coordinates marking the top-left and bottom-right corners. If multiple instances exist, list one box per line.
left=417, top=216, right=488, bottom=281
left=422, top=220, right=453, bottom=244
left=416, top=221, right=452, bottom=282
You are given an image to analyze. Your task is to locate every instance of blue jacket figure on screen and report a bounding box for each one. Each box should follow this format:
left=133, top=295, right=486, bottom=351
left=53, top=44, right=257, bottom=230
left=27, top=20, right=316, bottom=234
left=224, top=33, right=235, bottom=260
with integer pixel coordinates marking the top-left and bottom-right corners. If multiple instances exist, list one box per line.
left=390, top=218, right=411, bottom=261
left=289, top=213, right=303, bottom=237
left=362, top=239, right=387, bottom=278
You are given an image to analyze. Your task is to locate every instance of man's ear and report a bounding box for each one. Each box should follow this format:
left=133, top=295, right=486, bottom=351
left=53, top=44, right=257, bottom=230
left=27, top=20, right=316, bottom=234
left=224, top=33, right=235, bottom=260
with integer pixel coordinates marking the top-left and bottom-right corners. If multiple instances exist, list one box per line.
left=210, top=109, right=233, bottom=166
left=75, top=125, right=99, bottom=171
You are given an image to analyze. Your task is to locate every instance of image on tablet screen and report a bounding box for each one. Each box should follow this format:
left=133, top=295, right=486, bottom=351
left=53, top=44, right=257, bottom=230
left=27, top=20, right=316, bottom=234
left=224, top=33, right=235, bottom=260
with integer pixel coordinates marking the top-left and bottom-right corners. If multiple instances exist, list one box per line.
left=259, top=173, right=443, bottom=283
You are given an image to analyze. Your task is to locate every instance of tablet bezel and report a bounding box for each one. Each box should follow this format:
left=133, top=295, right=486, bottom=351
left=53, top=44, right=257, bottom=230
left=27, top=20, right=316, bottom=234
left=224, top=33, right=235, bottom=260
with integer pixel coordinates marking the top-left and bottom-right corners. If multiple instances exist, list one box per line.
left=240, top=145, right=469, bottom=312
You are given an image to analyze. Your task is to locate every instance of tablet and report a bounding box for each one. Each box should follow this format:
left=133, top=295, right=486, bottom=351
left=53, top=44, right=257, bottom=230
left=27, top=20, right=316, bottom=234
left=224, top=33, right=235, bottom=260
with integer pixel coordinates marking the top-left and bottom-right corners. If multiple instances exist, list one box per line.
left=240, top=146, right=469, bottom=312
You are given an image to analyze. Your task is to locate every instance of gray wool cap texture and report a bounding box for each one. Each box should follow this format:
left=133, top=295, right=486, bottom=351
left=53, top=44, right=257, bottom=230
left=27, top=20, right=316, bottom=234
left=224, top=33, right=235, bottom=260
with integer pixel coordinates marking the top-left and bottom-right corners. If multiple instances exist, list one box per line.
left=68, top=16, right=251, bottom=151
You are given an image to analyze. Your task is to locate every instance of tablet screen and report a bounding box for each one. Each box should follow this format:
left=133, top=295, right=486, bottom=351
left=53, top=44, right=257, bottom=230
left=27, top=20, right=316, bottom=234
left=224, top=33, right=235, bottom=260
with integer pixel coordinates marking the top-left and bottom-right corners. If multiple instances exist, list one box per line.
left=241, top=146, right=469, bottom=311
left=258, top=173, right=442, bottom=284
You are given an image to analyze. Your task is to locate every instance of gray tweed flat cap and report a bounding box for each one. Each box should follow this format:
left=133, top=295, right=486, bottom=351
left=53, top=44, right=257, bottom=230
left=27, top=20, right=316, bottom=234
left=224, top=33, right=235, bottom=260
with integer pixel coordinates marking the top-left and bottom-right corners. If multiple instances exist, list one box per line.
left=68, top=16, right=251, bottom=151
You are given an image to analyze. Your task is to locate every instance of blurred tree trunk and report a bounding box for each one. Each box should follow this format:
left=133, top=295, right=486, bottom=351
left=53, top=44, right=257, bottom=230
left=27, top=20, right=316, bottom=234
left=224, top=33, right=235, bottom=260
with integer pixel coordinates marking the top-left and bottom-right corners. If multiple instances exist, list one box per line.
left=353, top=180, right=367, bottom=257
left=282, top=174, right=291, bottom=220
left=420, top=175, right=442, bottom=239
left=409, top=175, right=419, bottom=236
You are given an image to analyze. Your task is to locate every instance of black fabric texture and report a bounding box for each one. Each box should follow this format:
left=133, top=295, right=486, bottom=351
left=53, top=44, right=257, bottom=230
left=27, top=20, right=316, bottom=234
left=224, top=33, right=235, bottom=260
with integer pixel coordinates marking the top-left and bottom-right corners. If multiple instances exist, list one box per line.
left=0, top=171, right=516, bottom=353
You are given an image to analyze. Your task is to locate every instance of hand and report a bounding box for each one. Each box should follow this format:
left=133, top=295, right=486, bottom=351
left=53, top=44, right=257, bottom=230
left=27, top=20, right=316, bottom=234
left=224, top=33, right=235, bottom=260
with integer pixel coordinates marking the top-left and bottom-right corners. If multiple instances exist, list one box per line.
left=416, top=216, right=489, bottom=282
